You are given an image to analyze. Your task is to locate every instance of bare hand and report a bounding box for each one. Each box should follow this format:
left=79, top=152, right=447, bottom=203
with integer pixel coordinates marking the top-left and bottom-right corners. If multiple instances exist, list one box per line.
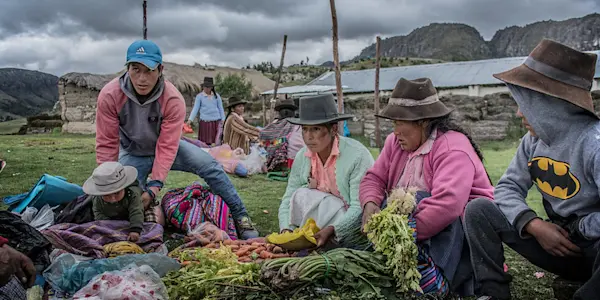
left=128, top=232, right=140, bottom=242
left=526, top=219, right=581, bottom=257
left=314, top=226, right=335, bottom=248
left=141, top=186, right=160, bottom=210
left=0, top=245, right=36, bottom=288
left=308, top=177, right=318, bottom=189
left=186, top=120, right=192, bottom=126
left=280, top=229, right=293, bottom=234
left=361, top=202, right=381, bottom=233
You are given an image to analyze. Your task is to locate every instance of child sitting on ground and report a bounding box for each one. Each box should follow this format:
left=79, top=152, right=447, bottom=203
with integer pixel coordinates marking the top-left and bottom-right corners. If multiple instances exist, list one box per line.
left=83, top=161, right=144, bottom=242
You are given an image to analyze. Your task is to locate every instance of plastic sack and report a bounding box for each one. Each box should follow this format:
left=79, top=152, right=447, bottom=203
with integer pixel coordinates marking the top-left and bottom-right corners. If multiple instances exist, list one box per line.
left=187, top=222, right=231, bottom=244
left=73, top=265, right=168, bottom=300
left=43, top=253, right=180, bottom=295
left=21, top=204, right=55, bottom=231
left=239, top=144, right=267, bottom=175
left=266, top=218, right=320, bottom=251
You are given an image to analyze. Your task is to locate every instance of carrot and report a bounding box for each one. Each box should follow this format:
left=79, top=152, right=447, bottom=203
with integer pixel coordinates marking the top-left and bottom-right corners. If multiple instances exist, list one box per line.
left=259, top=250, right=274, bottom=259
left=181, top=261, right=196, bottom=266
left=250, top=242, right=263, bottom=247
left=223, top=240, right=234, bottom=245
left=272, top=253, right=289, bottom=258
left=246, top=237, right=266, bottom=244
left=229, top=245, right=240, bottom=250
left=205, top=243, right=217, bottom=249
left=238, top=256, right=252, bottom=262
left=235, top=248, right=251, bottom=257
left=198, top=237, right=211, bottom=246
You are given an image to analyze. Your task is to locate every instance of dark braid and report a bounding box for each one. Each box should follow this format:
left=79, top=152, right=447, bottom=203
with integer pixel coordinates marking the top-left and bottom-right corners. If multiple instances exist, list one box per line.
left=423, top=115, right=492, bottom=184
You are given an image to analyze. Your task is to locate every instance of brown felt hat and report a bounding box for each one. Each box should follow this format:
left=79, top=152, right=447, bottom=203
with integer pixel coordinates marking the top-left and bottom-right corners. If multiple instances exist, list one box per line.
left=226, top=96, right=247, bottom=108
left=376, top=77, right=453, bottom=121
left=494, top=38, right=598, bottom=117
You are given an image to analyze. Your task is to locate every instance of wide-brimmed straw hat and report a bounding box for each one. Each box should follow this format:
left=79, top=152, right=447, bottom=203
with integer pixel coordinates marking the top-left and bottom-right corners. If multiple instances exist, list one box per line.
left=493, top=38, right=598, bottom=117
left=83, top=162, right=138, bottom=196
left=226, top=96, right=248, bottom=109
left=274, top=99, right=297, bottom=111
left=287, top=94, right=353, bottom=125
left=376, top=78, right=453, bottom=121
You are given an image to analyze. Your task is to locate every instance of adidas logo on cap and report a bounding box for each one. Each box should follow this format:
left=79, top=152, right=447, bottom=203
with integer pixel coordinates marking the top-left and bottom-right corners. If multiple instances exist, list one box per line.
left=136, top=47, right=145, bottom=54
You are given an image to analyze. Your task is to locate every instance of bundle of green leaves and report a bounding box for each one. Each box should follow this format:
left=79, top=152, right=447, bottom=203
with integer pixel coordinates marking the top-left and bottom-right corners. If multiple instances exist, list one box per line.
left=364, top=187, right=422, bottom=293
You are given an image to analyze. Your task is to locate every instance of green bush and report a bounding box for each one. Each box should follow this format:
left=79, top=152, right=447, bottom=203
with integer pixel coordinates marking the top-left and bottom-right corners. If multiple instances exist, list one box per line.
left=215, top=73, right=253, bottom=100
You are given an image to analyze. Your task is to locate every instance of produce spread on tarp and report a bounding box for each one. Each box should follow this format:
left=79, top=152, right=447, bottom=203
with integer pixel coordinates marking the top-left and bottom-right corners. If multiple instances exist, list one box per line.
left=2, top=174, right=447, bottom=300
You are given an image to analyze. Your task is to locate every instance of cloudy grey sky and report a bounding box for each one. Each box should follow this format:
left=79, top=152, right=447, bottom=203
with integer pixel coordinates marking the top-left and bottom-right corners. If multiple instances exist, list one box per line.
left=0, top=0, right=597, bottom=76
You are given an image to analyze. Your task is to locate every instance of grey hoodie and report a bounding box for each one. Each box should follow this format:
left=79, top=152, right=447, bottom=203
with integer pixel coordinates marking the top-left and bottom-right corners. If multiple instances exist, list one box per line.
left=495, top=84, right=600, bottom=242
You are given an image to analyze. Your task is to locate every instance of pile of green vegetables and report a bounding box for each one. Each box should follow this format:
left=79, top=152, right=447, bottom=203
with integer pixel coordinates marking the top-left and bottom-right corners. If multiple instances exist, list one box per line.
left=260, top=248, right=396, bottom=298
left=364, top=187, right=422, bottom=293
left=163, top=245, right=263, bottom=299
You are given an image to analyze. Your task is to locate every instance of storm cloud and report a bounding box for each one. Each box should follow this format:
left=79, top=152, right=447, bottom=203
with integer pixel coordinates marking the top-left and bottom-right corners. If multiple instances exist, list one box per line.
left=0, top=0, right=597, bottom=76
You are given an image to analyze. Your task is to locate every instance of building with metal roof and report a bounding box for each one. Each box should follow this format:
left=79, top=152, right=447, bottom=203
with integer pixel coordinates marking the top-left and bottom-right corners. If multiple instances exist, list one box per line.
left=305, top=50, right=600, bottom=97
left=260, top=84, right=350, bottom=97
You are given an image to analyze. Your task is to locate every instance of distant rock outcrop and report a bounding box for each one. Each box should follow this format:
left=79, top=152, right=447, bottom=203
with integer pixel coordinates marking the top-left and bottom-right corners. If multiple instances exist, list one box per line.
left=0, top=68, right=58, bottom=120
left=353, top=13, right=600, bottom=62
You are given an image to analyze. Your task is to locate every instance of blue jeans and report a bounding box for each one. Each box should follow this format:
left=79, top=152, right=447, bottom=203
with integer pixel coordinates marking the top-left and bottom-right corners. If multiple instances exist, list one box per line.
left=118, top=139, right=248, bottom=218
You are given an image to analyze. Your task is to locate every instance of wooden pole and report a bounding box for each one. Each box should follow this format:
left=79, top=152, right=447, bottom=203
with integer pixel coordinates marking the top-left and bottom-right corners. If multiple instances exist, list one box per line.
left=143, top=0, right=148, bottom=39
left=329, top=0, right=344, bottom=135
left=374, top=36, right=382, bottom=149
left=270, top=34, right=288, bottom=122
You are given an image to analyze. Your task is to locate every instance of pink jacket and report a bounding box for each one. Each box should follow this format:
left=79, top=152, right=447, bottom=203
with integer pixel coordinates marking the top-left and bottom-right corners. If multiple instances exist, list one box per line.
left=359, top=131, right=494, bottom=240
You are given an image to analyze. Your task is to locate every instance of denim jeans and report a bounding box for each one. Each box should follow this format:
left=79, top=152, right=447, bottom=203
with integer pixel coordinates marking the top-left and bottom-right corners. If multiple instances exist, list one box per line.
left=118, top=139, right=248, bottom=219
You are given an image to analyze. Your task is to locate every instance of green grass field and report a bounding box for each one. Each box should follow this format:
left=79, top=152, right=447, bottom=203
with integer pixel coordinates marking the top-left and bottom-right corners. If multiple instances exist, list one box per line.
left=0, top=134, right=556, bottom=299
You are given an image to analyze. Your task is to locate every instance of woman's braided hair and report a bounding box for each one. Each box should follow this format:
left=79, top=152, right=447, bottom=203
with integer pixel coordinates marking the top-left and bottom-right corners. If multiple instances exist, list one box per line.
left=422, top=115, right=492, bottom=184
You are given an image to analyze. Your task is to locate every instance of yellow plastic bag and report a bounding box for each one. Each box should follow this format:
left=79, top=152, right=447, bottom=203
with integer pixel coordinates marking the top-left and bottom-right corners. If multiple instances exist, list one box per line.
left=266, top=218, right=320, bottom=251
left=103, top=241, right=145, bottom=258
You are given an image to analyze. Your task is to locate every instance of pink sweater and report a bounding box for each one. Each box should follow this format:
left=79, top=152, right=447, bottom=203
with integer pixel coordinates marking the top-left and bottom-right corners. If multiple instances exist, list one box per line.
left=359, top=131, right=494, bottom=240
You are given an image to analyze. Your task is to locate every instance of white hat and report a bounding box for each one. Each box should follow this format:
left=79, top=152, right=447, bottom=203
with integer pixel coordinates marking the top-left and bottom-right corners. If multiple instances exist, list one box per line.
left=83, top=162, right=138, bottom=196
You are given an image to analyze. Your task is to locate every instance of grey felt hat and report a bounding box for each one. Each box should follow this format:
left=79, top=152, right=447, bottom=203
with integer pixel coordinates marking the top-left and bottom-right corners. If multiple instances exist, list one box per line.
left=287, top=94, right=353, bottom=125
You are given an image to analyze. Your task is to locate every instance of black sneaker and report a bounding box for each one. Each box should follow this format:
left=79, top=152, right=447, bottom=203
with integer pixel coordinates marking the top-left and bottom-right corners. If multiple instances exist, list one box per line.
left=235, top=216, right=259, bottom=239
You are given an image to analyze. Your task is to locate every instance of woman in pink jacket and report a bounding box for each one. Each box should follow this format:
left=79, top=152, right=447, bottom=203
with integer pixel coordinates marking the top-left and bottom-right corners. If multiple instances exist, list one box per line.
left=360, top=78, right=494, bottom=296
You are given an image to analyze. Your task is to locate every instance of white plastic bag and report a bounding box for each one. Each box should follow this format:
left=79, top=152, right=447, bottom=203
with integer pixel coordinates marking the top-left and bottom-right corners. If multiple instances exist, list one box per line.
left=239, top=144, right=267, bottom=175
left=21, top=204, right=55, bottom=231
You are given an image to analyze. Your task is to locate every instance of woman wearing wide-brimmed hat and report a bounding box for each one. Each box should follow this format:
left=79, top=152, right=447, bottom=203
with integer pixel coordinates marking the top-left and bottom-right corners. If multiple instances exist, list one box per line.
left=278, top=93, right=374, bottom=249
left=222, top=96, right=260, bottom=155
left=359, top=77, right=494, bottom=295
left=187, top=77, right=226, bottom=145
left=259, top=99, right=306, bottom=171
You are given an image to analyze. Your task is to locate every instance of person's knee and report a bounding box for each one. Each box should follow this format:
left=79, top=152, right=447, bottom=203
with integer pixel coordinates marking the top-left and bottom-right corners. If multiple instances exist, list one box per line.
left=464, top=198, right=497, bottom=224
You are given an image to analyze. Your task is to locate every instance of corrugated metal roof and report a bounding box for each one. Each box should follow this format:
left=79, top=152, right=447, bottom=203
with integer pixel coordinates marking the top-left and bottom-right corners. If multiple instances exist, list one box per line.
left=308, top=50, right=600, bottom=93
left=261, top=84, right=350, bottom=95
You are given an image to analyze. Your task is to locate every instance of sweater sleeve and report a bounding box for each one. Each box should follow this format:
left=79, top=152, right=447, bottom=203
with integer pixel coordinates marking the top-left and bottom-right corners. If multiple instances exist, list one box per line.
left=151, top=96, right=186, bottom=183
left=414, top=150, right=475, bottom=241
left=217, top=94, right=225, bottom=121
left=359, top=134, right=395, bottom=208
left=333, top=147, right=375, bottom=241
left=576, top=149, right=600, bottom=240
left=188, top=94, right=202, bottom=122
left=494, top=135, right=536, bottom=238
left=278, top=150, right=307, bottom=231
left=231, top=116, right=260, bottom=139
left=95, top=88, right=120, bottom=165
left=127, top=186, right=145, bottom=233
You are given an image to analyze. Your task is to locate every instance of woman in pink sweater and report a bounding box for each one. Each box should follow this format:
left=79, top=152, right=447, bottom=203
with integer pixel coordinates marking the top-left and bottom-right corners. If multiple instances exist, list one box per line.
left=360, top=78, right=494, bottom=296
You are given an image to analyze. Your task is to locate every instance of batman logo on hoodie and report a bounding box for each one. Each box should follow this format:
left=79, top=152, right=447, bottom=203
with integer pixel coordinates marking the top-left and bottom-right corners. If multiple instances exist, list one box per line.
left=528, top=157, right=580, bottom=200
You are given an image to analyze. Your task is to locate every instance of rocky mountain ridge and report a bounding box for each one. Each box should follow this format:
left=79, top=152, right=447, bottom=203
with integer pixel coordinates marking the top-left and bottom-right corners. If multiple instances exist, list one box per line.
left=0, top=68, right=58, bottom=121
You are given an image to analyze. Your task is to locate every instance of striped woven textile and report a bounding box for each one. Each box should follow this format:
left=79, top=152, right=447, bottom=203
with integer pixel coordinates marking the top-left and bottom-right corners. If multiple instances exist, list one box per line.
left=162, top=183, right=238, bottom=239
left=408, top=217, right=450, bottom=297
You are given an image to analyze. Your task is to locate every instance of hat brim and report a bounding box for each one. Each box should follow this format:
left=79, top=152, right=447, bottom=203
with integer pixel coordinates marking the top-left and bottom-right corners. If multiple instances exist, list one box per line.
left=493, top=64, right=597, bottom=118
left=126, top=58, right=160, bottom=71
left=376, top=101, right=453, bottom=121
left=287, top=114, right=353, bottom=126
left=275, top=104, right=297, bottom=111
left=82, top=166, right=138, bottom=196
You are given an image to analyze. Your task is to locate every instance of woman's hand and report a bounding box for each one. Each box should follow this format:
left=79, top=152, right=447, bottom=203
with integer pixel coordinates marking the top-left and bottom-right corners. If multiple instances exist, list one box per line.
left=186, top=120, right=193, bottom=126
left=128, top=232, right=140, bottom=243
left=361, top=201, right=381, bottom=233
left=526, top=219, right=581, bottom=257
left=280, top=229, right=293, bottom=234
left=314, top=226, right=335, bottom=248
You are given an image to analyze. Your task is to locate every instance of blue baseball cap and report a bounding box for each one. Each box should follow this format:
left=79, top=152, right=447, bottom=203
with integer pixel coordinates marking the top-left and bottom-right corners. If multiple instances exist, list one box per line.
left=125, top=40, right=163, bottom=70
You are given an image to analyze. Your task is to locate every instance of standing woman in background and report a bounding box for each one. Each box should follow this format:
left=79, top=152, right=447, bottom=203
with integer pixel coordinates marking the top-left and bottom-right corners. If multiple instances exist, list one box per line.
left=186, top=77, right=225, bottom=146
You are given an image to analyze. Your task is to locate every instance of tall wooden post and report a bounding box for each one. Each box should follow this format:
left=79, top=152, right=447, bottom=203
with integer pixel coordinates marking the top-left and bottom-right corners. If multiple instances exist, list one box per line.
left=143, top=0, right=148, bottom=39
left=329, top=0, right=344, bottom=135
left=374, top=36, right=382, bottom=148
left=270, top=34, right=288, bottom=122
